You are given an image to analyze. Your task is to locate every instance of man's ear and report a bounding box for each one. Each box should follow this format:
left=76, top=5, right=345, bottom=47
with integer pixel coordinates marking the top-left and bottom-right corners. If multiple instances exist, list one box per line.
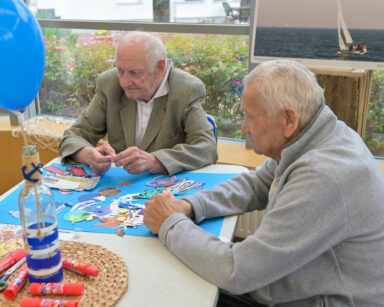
left=282, top=107, right=300, bottom=138
left=155, top=59, right=167, bottom=75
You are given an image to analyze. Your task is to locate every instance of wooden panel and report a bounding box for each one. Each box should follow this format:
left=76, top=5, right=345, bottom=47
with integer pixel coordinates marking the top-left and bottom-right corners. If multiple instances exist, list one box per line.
left=217, top=141, right=267, bottom=170
left=0, top=117, right=59, bottom=195
left=312, top=68, right=373, bottom=137
left=316, top=74, right=359, bottom=131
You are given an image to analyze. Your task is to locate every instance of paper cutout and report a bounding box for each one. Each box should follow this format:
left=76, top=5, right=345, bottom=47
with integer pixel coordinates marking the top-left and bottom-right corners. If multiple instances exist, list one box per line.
left=70, top=199, right=100, bottom=212
left=94, top=215, right=120, bottom=228
left=169, top=178, right=205, bottom=195
left=59, top=190, right=72, bottom=195
left=93, top=195, right=106, bottom=202
left=146, top=175, right=180, bottom=187
left=0, top=224, right=24, bottom=256
left=43, top=173, right=100, bottom=191
left=119, top=182, right=131, bottom=187
left=134, top=187, right=165, bottom=199
left=64, top=210, right=90, bottom=223
left=87, top=201, right=120, bottom=217
left=44, top=165, right=70, bottom=176
left=67, top=166, right=92, bottom=177
left=98, top=187, right=121, bottom=197
left=135, top=177, right=205, bottom=198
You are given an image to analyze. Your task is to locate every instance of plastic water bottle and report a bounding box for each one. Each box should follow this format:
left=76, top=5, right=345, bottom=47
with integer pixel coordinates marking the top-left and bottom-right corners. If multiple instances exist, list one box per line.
left=18, top=145, right=63, bottom=282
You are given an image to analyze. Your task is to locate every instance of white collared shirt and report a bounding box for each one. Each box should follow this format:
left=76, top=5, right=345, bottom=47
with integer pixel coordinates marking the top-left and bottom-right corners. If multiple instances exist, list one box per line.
left=135, top=63, right=170, bottom=147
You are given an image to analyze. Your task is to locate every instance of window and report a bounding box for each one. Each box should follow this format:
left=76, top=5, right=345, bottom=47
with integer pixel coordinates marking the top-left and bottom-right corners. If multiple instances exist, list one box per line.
left=8, top=0, right=384, bottom=157
left=39, top=29, right=248, bottom=139
left=32, top=0, right=252, bottom=139
left=116, top=0, right=141, bottom=4
left=29, top=0, right=250, bottom=25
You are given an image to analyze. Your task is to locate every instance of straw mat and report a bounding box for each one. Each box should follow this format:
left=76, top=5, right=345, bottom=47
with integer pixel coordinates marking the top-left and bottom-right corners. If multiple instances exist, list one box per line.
left=0, top=241, right=129, bottom=306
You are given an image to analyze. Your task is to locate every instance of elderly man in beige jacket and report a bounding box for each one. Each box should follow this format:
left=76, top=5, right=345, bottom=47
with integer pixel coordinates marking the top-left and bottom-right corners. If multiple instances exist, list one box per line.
left=60, top=31, right=217, bottom=176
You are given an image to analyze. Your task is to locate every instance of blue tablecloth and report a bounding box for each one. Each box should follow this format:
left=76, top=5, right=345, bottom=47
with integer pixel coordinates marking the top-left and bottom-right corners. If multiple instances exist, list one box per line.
left=0, top=164, right=237, bottom=237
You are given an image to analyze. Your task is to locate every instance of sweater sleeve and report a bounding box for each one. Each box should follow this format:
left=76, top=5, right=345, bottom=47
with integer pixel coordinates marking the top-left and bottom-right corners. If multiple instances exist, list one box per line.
left=183, top=159, right=276, bottom=222
left=158, top=166, right=347, bottom=296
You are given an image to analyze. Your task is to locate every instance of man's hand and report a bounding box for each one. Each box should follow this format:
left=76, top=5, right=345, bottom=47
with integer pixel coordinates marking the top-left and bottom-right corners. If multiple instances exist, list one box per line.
left=71, top=143, right=115, bottom=175
left=113, top=146, right=166, bottom=174
left=144, top=191, right=193, bottom=234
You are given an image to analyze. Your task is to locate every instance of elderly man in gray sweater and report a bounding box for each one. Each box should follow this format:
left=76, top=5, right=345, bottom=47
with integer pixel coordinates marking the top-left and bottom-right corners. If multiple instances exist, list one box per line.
left=144, top=59, right=384, bottom=306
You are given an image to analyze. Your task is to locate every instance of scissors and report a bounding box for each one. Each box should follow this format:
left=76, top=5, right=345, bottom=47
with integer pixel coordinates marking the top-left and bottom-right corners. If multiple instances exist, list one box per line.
left=0, top=257, right=26, bottom=292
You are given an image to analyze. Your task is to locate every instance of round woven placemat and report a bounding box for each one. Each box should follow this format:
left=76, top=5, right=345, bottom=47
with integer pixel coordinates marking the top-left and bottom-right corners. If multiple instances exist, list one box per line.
left=0, top=241, right=129, bottom=307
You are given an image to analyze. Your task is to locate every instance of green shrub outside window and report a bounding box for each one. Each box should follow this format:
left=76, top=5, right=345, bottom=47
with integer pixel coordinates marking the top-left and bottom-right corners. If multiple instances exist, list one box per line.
left=365, top=70, right=384, bottom=157
left=40, top=29, right=248, bottom=139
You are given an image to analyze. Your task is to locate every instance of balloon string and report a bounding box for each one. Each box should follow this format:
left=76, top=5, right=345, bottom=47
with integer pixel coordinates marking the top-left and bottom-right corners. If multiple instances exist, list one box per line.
left=12, top=110, right=29, bottom=147
left=33, top=185, right=45, bottom=241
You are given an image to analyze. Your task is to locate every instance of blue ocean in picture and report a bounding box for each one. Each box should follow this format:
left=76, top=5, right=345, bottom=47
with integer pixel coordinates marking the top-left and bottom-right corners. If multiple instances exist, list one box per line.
left=254, top=27, right=384, bottom=63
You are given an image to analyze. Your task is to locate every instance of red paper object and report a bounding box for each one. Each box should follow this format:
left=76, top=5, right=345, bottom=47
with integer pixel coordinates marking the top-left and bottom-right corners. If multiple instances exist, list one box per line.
left=20, top=298, right=78, bottom=307
left=0, top=249, right=26, bottom=274
left=62, top=258, right=99, bottom=277
left=3, top=263, right=28, bottom=300
left=30, top=282, right=84, bottom=296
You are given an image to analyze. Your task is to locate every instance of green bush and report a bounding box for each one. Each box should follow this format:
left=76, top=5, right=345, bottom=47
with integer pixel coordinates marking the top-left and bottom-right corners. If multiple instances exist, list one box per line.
left=67, top=35, right=117, bottom=106
left=161, top=33, right=248, bottom=138
left=40, top=35, right=73, bottom=114
left=39, top=32, right=248, bottom=138
left=365, top=71, right=384, bottom=155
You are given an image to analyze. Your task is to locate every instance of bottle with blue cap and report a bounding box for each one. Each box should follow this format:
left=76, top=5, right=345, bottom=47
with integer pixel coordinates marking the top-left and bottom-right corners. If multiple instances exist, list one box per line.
left=18, top=144, right=63, bottom=282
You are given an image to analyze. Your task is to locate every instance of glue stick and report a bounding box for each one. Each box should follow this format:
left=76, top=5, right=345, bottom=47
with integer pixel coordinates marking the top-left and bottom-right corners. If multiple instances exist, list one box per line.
left=20, top=298, right=78, bottom=307
left=62, top=258, right=99, bottom=277
left=3, top=263, right=28, bottom=300
left=0, top=249, right=26, bottom=274
left=30, top=282, right=84, bottom=296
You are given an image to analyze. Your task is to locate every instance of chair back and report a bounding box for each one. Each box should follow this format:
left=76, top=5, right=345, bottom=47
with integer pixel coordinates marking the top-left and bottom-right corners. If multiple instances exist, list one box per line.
left=222, top=2, right=233, bottom=17
left=207, top=114, right=217, bottom=139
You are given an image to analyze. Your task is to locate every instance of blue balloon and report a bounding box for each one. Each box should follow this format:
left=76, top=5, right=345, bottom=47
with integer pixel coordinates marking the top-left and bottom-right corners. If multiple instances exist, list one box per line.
left=0, top=0, right=45, bottom=111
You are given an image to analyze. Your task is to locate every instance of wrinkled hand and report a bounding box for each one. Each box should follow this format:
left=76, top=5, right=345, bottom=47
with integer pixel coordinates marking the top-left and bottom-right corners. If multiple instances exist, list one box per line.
left=72, top=143, right=115, bottom=175
left=144, top=191, right=193, bottom=234
left=113, top=146, right=166, bottom=175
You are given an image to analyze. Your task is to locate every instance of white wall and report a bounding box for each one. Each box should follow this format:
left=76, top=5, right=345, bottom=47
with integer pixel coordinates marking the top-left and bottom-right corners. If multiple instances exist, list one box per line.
left=36, top=0, right=153, bottom=20
left=172, top=0, right=229, bottom=21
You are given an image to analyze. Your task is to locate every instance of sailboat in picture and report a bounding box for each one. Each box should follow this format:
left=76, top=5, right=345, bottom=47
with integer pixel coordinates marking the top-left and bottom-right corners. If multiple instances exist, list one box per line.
left=337, top=0, right=367, bottom=55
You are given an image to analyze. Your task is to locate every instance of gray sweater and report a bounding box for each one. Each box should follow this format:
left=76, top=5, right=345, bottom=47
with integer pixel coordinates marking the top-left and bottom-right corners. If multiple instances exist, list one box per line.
left=159, top=105, right=384, bottom=306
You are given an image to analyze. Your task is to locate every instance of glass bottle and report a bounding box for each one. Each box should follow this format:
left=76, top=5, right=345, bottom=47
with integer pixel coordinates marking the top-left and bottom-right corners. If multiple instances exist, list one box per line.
left=18, top=145, right=63, bottom=282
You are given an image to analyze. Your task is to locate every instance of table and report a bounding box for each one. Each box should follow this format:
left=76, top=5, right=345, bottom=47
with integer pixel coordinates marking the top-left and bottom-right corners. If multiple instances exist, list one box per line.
left=0, top=162, right=248, bottom=307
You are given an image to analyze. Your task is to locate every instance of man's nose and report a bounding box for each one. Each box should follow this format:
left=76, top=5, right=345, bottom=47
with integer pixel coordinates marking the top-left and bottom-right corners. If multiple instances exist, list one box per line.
left=241, top=121, right=248, bottom=134
left=119, top=73, right=133, bottom=87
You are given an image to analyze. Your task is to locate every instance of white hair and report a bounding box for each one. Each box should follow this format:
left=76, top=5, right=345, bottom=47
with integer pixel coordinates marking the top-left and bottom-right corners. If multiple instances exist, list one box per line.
left=115, top=31, right=168, bottom=71
left=243, top=60, right=325, bottom=126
